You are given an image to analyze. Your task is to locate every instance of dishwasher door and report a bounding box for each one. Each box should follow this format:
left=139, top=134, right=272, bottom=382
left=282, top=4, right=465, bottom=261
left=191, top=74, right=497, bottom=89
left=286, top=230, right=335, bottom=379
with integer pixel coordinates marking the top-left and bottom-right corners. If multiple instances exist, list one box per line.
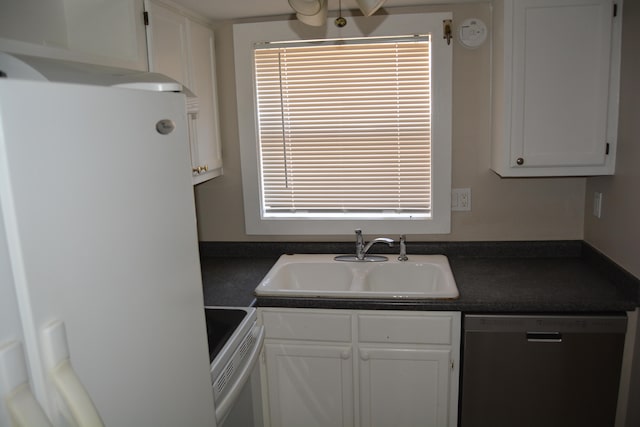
left=460, top=314, right=626, bottom=427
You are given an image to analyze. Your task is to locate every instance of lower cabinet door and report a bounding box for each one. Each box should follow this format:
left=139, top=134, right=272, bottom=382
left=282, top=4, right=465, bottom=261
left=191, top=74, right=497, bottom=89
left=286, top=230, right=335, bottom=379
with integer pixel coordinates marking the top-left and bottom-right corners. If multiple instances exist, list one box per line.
left=264, top=343, right=354, bottom=427
left=359, top=347, right=452, bottom=427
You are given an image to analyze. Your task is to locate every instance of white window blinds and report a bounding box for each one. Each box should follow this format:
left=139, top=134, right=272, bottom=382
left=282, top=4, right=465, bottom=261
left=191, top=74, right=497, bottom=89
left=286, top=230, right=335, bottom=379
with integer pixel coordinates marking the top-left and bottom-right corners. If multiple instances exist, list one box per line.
left=253, top=36, right=432, bottom=219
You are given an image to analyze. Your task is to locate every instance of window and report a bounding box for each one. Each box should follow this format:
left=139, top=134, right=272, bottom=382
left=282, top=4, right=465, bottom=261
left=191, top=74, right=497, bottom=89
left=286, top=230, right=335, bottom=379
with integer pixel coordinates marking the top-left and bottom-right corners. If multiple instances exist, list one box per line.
left=255, top=36, right=432, bottom=218
left=234, top=13, right=452, bottom=235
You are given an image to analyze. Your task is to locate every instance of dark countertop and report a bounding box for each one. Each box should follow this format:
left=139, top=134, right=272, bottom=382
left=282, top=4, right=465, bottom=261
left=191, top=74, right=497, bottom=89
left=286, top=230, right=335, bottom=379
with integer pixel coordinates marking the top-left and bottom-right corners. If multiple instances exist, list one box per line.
left=199, top=241, right=640, bottom=313
left=200, top=257, right=277, bottom=307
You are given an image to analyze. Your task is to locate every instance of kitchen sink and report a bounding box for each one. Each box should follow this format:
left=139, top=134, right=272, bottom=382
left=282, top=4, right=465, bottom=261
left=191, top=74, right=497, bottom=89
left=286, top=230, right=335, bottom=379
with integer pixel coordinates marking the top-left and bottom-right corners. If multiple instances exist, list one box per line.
left=263, top=262, right=354, bottom=292
left=254, top=254, right=459, bottom=299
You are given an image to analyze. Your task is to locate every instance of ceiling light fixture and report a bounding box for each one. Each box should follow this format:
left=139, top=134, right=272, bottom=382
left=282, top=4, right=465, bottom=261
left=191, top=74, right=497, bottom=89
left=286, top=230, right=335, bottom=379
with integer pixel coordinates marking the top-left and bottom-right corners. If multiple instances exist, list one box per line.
left=356, top=0, right=386, bottom=16
left=289, top=0, right=328, bottom=26
left=288, top=0, right=386, bottom=27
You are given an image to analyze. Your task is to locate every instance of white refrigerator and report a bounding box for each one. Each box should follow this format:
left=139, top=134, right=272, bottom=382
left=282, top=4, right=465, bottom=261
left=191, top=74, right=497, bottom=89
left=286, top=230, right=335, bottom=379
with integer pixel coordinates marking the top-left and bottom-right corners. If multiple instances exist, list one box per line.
left=0, top=78, right=216, bottom=426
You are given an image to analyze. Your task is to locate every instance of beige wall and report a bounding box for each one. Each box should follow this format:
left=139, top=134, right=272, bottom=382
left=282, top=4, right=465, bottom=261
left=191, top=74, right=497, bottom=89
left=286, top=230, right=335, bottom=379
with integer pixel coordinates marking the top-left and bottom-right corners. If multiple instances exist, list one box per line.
left=584, top=1, right=640, bottom=279
left=194, top=3, right=586, bottom=242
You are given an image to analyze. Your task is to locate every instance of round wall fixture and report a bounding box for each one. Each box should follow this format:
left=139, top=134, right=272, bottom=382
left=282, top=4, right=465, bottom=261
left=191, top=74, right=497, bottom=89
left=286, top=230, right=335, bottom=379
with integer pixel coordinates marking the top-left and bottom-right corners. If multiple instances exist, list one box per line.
left=458, top=18, right=488, bottom=49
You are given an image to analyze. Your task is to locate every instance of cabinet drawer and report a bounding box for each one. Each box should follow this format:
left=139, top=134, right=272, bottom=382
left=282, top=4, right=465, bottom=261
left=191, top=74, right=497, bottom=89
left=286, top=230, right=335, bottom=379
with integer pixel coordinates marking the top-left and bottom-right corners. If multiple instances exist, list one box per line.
left=358, top=313, right=453, bottom=345
left=261, top=309, right=351, bottom=342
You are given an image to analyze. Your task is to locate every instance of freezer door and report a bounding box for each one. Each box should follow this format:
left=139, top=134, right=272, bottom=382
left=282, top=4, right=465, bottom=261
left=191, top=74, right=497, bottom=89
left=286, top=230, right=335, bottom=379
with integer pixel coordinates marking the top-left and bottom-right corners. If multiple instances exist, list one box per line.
left=0, top=79, right=215, bottom=426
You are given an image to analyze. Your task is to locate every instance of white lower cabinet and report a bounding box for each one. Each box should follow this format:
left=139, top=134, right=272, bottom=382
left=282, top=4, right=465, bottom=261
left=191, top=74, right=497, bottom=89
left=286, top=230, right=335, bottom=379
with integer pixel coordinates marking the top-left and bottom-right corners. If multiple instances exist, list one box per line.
left=359, top=347, right=452, bottom=427
left=259, top=308, right=461, bottom=427
left=264, top=343, right=354, bottom=427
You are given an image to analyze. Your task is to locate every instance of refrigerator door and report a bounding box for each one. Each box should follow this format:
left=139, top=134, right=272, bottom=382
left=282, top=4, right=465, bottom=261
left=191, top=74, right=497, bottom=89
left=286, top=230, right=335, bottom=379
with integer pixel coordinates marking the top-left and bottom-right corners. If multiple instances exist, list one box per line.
left=0, top=213, right=52, bottom=426
left=0, top=79, right=215, bottom=426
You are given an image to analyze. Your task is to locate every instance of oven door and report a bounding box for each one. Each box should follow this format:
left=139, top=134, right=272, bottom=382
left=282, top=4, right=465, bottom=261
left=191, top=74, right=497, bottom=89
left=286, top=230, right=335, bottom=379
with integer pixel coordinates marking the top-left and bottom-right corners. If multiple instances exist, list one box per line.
left=205, top=307, right=264, bottom=427
left=218, top=342, right=264, bottom=427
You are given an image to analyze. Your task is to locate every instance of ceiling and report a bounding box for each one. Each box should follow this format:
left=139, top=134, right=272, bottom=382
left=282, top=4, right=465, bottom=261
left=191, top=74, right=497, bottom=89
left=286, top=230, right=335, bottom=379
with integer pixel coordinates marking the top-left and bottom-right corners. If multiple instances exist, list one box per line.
left=170, top=0, right=456, bottom=21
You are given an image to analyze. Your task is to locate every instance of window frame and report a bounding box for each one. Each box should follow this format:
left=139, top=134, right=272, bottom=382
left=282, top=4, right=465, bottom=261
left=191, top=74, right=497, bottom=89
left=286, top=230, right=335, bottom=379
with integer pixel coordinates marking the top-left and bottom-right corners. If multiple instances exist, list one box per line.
left=233, top=12, right=452, bottom=235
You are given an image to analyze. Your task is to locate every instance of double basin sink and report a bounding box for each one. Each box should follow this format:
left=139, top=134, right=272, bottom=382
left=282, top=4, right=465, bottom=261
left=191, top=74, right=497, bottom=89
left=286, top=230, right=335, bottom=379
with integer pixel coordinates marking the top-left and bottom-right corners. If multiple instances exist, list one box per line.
left=255, top=254, right=459, bottom=299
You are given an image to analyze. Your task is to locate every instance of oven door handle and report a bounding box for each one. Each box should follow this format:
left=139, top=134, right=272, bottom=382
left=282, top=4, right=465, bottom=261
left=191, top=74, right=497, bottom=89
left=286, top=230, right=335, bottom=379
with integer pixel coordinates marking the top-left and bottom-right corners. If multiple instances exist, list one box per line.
left=215, top=324, right=265, bottom=424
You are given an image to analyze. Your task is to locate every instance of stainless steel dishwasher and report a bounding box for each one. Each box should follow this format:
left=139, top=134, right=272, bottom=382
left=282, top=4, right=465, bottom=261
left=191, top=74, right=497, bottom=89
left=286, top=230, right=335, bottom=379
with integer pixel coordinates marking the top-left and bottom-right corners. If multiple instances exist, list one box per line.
left=460, top=314, right=627, bottom=427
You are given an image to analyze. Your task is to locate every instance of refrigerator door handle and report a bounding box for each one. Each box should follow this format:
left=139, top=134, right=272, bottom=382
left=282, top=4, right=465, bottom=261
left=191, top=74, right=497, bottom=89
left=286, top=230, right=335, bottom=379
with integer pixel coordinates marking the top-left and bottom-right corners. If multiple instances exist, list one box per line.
left=42, top=321, right=105, bottom=427
left=0, top=341, right=53, bottom=427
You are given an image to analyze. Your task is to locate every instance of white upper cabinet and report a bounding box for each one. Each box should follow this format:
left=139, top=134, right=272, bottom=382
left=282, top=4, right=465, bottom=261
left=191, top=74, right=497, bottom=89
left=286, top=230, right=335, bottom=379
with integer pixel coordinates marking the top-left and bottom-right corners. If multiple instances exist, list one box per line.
left=187, top=20, right=224, bottom=183
left=145, top=0, right=223, bottom=184
left=491, top=0, right=622, bottom=176
left=145, top=2, right=190, bottom=85
left=0, top=0, right=148, bottom=70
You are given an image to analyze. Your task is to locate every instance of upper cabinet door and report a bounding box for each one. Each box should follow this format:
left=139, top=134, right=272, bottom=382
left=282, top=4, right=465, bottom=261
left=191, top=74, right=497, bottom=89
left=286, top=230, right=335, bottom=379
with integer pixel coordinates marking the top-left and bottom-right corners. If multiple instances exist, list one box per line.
left=491, top=0, right=621, bottom=177
left=144, top=0, right=223, bottom=184
left=144, top=1, right=190, bottom=86
left=187, top=20, right=223, bottom=183
left=0, top=0, right=148, bottom=70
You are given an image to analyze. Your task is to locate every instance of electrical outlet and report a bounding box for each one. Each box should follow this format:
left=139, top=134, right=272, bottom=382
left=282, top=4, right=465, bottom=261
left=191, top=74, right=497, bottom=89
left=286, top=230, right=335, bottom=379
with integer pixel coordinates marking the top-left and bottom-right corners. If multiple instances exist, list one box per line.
left=452, top=188, right=471, bottom=211
left=593, top=192, right=603, bottom=218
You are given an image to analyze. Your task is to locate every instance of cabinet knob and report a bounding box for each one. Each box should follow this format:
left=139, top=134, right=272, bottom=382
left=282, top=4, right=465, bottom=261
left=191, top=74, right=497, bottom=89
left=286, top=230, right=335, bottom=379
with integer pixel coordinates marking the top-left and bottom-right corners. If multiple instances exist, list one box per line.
left=360, top=350, right=370, bottom=361
left=516, top=157, right=524, bottom=166
left=341, top=350, right=351, bottom=360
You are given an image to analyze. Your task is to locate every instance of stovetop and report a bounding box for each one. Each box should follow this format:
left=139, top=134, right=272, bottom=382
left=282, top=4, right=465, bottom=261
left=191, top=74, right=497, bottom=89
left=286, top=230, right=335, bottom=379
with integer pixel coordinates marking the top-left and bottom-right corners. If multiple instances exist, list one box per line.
left=204, top=306, right=256, bottom=364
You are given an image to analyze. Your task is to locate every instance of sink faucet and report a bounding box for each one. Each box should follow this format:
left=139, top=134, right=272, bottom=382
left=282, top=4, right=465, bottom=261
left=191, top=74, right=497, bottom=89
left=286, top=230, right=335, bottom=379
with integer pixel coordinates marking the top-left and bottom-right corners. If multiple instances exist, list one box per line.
left=355, top=229, right=394, bottom=261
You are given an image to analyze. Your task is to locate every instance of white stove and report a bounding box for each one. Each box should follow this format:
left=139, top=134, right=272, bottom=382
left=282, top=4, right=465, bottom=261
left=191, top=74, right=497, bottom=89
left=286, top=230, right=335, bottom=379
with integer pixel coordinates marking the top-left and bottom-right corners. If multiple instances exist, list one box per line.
left=204, top=307, right=264, bottom=427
